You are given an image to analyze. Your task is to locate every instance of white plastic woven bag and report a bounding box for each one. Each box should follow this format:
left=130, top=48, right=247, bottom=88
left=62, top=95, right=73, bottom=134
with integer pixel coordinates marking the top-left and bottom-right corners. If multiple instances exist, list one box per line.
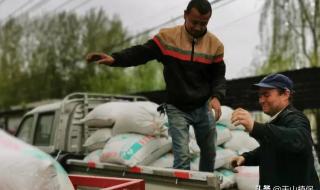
left=111, top=101, right=167, bottom=136
left=100, top=133, right=172, bottom=167
left=0, top=130, right=73, bottom=190
left=83, top=128, right=112, bottom=151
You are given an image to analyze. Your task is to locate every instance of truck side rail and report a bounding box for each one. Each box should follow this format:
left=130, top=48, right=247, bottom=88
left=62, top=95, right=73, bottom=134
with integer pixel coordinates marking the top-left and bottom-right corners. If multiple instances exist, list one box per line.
left=67, top=159, right=221, bottom=190
left=62, top=92, right=148, bottom=106
left=60, top=92, right=148, bottom=117
left=56, top=92, right=148, bottom=153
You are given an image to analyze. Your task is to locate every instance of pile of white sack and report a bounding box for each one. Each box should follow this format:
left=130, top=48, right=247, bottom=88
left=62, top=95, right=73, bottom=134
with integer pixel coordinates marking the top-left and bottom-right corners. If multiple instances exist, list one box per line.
left=81, top=101, right=171, bottom=167
left=81, top=102, right=262, bottom=190
left=0, top=129, right=74, bottom=190
left=209, top=106, right=262, bottom=190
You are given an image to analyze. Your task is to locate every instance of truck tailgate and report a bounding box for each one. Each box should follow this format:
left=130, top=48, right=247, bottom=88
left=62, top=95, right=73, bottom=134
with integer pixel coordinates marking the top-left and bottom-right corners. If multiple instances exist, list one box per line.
left=67, top=159, right=221, bottom=190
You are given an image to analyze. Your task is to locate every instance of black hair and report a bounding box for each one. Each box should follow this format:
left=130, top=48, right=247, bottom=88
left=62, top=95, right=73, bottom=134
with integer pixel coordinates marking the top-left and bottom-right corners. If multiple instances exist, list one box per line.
left=185, top=0, right=212, bottom=15
left=277, top=88, right=294, bottom=102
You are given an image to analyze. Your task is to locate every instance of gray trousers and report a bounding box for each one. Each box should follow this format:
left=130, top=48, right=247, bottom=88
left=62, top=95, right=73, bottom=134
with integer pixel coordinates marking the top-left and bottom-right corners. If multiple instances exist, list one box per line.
left=166, top=102, right=217, bottom=172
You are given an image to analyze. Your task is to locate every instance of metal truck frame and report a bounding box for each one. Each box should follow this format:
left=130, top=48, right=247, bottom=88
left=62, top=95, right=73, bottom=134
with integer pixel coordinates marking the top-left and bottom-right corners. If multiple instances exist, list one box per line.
left=15, top=92, right=222, bottom=190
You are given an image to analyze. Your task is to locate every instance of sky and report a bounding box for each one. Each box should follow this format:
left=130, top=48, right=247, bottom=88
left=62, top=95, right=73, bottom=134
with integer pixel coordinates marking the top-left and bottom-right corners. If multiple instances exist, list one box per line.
left=0, top=0, right=264, bottom=79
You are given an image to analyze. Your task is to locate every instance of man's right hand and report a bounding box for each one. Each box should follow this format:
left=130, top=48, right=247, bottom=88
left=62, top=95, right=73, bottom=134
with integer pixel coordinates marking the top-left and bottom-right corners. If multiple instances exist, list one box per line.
left=230, top=156, right=245, bottom=168
left=86, top=52, right=114, bottom=65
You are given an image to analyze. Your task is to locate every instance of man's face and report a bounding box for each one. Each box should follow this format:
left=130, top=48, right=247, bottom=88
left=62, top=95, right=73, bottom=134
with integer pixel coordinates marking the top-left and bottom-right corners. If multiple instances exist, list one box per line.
left=184, top=8, right=211, bottom=38
left=258, top=88, right=290, bottom=116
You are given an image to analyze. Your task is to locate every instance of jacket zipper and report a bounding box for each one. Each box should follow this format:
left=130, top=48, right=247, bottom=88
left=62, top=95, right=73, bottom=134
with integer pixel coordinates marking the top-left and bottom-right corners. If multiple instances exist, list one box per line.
left=191, top=38, right=196, bottom=62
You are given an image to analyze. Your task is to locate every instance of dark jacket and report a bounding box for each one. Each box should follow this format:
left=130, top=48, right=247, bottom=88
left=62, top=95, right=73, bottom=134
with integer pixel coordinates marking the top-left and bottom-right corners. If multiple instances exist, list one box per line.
left=242, top=105, right=320, bottom=188
left=111, top=25, right=226, bottom=111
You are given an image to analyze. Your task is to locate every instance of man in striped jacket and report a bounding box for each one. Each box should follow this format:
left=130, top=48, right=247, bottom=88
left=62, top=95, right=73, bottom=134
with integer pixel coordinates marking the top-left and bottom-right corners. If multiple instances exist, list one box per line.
left=86, top=0, right=226, bottom=172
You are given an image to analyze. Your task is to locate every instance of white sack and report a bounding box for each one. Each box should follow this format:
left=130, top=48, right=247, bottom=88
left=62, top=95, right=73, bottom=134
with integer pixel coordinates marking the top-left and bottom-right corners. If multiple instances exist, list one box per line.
left=191, top=147, right=237, bottom=170
left=0, top=130, right=73, bottom=190
left=111, top=101, right=167, bottom=136
left=189, top=139, right=200, bottom=155
left=84, top=149, right=103, bottom=163
left=190, top=156, right=200, bottom=171
left=80, top=103, right=116, bottom=127
left=149, top=153, right=174, bottom=168
left=223, top=130, right=260, bottom=154
left=189, top=126, right=196, bottom=139
left=189, top=124, right=231, bottom=146
left=216, top=124, right=232, bottom=145
left=215, top=147, right=237, bottom=169
left=100, top=133, right=172, bottom=167
left=217, top=106, right=245, bottom=130
left=83, top=128, right=112, bottom=151
left=235, top=166, right=259, bottom=190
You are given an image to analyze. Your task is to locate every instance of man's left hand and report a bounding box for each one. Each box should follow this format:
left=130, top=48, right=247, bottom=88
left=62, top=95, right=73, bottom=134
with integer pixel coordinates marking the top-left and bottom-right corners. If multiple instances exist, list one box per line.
left=231, top=108, right=254, bottom=132
left=210, top=97, right=221, bottom=121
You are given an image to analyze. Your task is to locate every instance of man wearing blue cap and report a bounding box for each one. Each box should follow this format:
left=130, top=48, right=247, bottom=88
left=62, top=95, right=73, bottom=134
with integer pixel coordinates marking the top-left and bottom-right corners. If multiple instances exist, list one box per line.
left=230, top=73, right=320, bottom=188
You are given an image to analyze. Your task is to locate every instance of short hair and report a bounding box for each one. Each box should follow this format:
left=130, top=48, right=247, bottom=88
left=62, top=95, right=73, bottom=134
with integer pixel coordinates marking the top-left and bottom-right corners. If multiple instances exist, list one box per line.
left=185, top=0, right=212, bottom=15
left=277, top=88, right=294, bottom=102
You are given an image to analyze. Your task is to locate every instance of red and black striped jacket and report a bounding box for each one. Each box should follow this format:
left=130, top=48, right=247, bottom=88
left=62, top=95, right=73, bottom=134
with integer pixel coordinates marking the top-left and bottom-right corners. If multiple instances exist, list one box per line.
left=111, top=25, right=226, bottom=111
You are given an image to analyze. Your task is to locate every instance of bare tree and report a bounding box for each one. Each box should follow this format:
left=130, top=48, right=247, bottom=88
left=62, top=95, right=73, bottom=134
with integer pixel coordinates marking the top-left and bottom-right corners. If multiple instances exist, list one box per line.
left=257, top=0, right=319, bottom=74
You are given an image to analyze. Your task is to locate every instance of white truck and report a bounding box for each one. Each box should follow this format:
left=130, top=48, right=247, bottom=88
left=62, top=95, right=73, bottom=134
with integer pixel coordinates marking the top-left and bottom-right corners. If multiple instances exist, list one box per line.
left=15, top=92, right=223, bottom=190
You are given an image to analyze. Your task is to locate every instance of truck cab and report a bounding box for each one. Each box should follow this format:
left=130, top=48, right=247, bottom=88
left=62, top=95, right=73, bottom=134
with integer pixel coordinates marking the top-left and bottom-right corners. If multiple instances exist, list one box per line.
left=15, top=92, right=147, bottom=158
left=16, top=101, right=60, bottom=154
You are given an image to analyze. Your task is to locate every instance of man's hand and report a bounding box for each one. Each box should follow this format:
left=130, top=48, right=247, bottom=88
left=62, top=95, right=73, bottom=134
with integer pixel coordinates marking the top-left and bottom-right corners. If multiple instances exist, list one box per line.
left=230, top=156, right=245, bottom=168
left=86, top=52, right=114, bottom=65
left=231, top=108, right=254, bottom=132
left=210, top=97, right=221, bottom=121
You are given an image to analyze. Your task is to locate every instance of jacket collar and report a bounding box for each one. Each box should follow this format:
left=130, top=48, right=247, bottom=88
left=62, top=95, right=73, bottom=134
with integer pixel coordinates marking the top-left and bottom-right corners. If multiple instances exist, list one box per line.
left=269, top=104, right=293, bottom=123
left=183, top=24, right=207, bottom=43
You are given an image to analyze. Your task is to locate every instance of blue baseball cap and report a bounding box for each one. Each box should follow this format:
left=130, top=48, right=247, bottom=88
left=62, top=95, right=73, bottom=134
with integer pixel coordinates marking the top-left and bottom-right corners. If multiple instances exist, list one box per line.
left=253, top=74, right=294, bottom=91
